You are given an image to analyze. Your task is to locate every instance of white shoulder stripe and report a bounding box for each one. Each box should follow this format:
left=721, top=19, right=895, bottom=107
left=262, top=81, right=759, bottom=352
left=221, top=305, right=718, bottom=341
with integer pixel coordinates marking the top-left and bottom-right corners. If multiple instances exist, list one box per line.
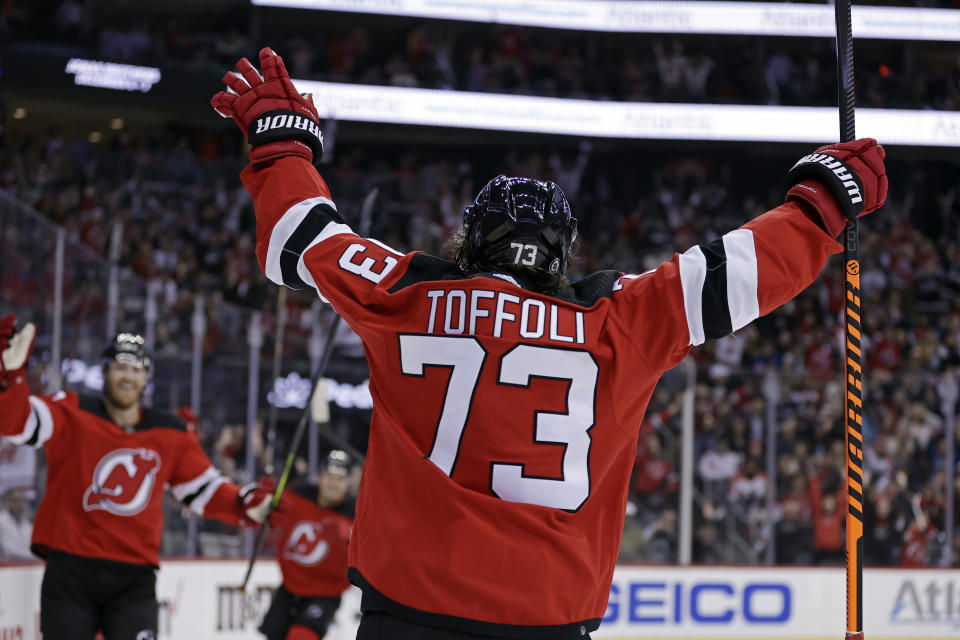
left=264, top=196, right=341, bottom=287
left=722, top=229, right=760, bottom=332
left=678, top=245, right=707, bottom=346
left=22, top=396, right=55, bottom=447
left=367, top=237, right=405, bottom=257
left=297, top=221, right=353, bottom=293
left=170, top=465, right=221, bottom=502
left=189, top=477, right=227, bottom=516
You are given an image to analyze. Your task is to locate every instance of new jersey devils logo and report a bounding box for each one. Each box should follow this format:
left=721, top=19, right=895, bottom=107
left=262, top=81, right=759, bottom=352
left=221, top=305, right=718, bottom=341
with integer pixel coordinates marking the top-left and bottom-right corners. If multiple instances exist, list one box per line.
left=83, top=448, right=161, bottom=516
left=283, top=521, right=329, bottom=566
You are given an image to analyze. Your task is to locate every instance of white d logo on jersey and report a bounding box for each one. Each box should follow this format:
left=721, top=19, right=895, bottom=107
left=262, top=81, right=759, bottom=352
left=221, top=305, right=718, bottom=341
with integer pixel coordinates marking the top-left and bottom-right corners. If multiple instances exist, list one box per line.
left=283, top=521, right=329, bottom=566
left=82, top=448, right=161, bottom=516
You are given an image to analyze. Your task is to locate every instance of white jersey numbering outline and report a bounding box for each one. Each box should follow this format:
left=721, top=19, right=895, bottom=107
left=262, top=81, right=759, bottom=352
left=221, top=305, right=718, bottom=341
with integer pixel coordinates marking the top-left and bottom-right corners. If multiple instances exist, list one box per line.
left=399, top=334, right=598, bottom=512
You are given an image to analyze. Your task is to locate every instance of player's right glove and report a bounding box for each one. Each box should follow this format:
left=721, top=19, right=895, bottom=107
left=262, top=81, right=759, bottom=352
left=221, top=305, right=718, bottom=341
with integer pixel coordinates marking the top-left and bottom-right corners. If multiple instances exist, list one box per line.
left=211, top=47, right=324, bottom=167
left=237, top=481, right=287, bottom=528
left=0, top=315, right=35, bottom=390
left=785, top=138, right=887, bottom=237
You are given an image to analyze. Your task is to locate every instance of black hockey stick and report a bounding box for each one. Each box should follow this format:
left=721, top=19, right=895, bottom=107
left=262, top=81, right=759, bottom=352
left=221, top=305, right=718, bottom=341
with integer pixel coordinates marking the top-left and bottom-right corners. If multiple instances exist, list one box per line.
left=240, top=187, right=378, bottom=591
left=835, top=1, right=865, bottom=638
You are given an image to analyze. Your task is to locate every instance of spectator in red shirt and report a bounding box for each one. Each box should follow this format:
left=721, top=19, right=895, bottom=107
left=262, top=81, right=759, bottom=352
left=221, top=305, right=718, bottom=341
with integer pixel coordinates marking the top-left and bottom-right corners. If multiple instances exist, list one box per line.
left=808, top=471, right=845, bottom=564
left=632, top=433, right=676, bottom=495
left=900, top=515, right=935, bottom=567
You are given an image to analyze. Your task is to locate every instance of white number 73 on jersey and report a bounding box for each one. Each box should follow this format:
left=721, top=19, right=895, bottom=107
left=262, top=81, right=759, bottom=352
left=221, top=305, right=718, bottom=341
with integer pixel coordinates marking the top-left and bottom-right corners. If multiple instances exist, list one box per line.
left=399, top=334, right=598, bottom=511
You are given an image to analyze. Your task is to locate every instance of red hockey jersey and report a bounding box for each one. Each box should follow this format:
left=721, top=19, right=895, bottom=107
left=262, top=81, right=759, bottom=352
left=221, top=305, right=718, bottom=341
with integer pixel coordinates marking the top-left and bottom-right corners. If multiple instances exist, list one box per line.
left=242, top=156, right=841, bottom=636
left=275, top=483, right=353, bottom=598
left=0, top=384, right=243, bottom=566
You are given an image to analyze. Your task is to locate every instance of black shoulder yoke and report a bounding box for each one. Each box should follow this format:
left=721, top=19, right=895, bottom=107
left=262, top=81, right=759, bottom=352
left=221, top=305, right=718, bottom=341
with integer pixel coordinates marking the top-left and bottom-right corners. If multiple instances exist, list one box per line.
left=386, top=253, right=623, bottom=309
left=78, top=394, right=186, bottom=432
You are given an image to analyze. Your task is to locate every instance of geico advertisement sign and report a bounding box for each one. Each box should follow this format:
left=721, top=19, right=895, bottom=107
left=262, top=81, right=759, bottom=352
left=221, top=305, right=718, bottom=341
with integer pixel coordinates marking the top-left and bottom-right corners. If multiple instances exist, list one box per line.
left=595, top=566, right=811, bottom=637
left=603, top=580, right=790, bottom=625
left=3, top=562, right=959, bottom=638
left=594, top=566, right=960, bottom=638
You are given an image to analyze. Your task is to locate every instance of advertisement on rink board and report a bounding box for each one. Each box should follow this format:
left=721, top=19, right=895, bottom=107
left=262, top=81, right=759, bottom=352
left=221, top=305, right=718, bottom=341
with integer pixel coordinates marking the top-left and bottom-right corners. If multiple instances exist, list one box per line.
left=0, top=562, right=958, bottom=639
left=596, top=566, right=960, bottom=639
left=0, top=560, right=361, bottom=640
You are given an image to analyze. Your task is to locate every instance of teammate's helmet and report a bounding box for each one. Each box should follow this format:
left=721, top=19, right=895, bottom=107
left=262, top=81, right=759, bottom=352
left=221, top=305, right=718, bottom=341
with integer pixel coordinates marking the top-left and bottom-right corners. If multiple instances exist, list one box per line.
left=322, top=449, right=352, bottom=475
left=459, top=175, right=578, bottom=282
left=102, top=333, right=151, bottom=373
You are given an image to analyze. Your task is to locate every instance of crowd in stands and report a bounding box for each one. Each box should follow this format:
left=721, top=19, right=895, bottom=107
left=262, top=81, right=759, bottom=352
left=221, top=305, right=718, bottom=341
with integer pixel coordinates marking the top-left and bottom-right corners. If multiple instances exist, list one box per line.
left=1, top=0, right=959, bottom=567
left=2, top=121, right=958, bottom=567
left=4, top=1, right=960, bottom=110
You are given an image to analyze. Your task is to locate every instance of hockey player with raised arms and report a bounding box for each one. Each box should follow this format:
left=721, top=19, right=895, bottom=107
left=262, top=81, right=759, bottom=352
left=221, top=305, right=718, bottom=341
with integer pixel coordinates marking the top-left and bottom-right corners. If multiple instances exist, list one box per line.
left=0, top=326, right=284, bottom=640
left=212, top=48, right=886, bottom=640
left=259, top=450, right=355, bottom=640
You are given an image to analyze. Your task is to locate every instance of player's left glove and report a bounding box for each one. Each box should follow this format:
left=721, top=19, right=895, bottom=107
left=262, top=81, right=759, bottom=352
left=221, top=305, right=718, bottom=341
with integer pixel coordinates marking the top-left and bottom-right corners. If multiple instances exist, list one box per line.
left=0, top=315, right=36, bottom=389
left=785, top=138, right=887, bottom=237
left=237, top=481, right=286, bottom=528
left=211, top=47, right=324, bottom=167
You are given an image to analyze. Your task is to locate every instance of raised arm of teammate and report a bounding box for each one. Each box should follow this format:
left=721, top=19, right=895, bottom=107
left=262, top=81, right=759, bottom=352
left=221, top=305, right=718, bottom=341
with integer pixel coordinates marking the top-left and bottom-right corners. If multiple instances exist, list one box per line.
left=606, top=139, right=887, bottom=372
left=0, top=315, right=282, bottom=529
left=167, top=431, right=283, bottom=528
left=212, top=48, right=414, bottom=329
left=0, top=316, right=55, bottom=445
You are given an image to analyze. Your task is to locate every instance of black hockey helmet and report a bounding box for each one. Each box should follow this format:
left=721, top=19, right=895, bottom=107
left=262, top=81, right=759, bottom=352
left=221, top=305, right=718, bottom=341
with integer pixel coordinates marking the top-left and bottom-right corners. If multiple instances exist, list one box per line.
left=459, top=175, right=578, bottom=280
left=322, top=449, right=352, bottom=475
left=102, top=333, right=151, bottom=373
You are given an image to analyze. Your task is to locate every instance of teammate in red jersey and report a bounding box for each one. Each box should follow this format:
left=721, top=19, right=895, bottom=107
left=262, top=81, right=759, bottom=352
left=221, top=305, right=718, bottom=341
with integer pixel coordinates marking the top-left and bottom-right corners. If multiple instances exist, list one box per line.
left=259, top=450, right=355, bottom=640
left=212, top=48, right=887, bottom=640
left=0, top=325, right=284, bottom=640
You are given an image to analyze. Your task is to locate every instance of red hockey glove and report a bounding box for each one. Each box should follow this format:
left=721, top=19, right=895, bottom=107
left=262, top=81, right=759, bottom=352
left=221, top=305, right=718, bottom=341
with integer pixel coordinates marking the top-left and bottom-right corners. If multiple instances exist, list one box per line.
left=237, top=481, right=286, bottom=528
left=175, top=406, right=200, bottom=433
left=785, top=138, right=887, bottom=237
left=211, top=47, right=323, bottom=167
left=0, top=315, right=36, bottom=389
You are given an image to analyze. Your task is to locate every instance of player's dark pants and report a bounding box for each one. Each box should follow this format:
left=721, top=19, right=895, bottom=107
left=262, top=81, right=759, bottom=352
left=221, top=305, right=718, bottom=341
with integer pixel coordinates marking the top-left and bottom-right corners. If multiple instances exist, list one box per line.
left=259, top=584, right=340, bottom=640
left=40, top=550, right=158, bottom=640
left=356, top=612, right=592, bottom=640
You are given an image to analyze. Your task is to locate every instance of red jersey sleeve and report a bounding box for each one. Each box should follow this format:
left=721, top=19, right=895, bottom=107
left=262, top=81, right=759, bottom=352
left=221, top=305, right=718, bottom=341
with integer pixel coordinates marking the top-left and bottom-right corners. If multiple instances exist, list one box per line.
left=608, top=201, right=841, bottom=372
left=167, top=431, right=241, bottom=525
left=0, top=376, right=75, bottom=450
left=240, top=156, right=414, bottom=329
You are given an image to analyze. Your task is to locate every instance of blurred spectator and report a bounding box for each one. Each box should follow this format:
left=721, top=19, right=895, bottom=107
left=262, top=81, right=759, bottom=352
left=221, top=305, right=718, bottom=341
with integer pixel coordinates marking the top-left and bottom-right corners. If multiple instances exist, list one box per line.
left=632, top=432, right=677, bottom=513
left=764, top=47, right=793, bottom=105
left=692, top=519, right=723, bottom=564
left=775, top=497, right=814, bottom=565
left=54, top=0, right=85, bottom=42
left=808, top=473, right=846, bottom=565
left=0, top=439, right=36, bottom=497
left=2, top=118, right=959, bottom=566
left=213, top=27, right=249, bottom=65
left=646, top=508, right=678, bottom=563
left=900, top=508, right=937, bottom=567
left=699, top=437, right=741, bottom=502
left=0, top=488, right=34, bottom=560
left=7, top=7, right=959, bottom=109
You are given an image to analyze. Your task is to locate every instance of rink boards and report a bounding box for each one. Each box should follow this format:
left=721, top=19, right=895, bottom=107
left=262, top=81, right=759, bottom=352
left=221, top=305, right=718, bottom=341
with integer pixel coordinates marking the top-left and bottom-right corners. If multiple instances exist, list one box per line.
left=0, top=562, right=957, bottom=639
